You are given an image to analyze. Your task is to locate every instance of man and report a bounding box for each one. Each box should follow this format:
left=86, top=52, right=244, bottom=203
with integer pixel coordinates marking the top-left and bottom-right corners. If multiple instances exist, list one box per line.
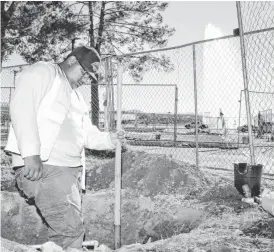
left=5, top=46, right=123, bottom=249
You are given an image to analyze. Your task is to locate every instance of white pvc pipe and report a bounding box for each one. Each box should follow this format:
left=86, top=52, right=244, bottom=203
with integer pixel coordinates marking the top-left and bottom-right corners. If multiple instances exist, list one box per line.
left=114, top=63, right=123, bottom=249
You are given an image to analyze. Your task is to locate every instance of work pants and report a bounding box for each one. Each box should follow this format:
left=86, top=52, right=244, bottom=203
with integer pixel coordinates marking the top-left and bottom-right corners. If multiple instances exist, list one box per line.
left=14, top=164, right=84, bottom=249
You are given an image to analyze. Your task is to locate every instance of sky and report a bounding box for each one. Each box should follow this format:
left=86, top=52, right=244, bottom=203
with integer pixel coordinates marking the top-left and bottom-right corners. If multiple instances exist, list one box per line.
left=162, top=1, right=238, bottom=47
left=3, top=1, right=238, bottom=66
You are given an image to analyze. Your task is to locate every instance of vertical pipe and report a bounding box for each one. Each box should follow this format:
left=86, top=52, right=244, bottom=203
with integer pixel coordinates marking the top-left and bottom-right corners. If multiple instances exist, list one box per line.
left=110, top=58, right=115, bottom=130
left=174, top=86, right=178, bottom=145
left=8, top=87, right=12, bottom=106
left=104, top=59, right=109, bottom=131
left=13, top=70, right=17, bottom=87
left=114, top=63, right=122, bottom=249
left=192, top=45, right=199, bottom=169
left=236, top=1, right=255, bottom=164
left=8, top=87, right=12, bottom=130
left=237, top=90, right=243, bottom=147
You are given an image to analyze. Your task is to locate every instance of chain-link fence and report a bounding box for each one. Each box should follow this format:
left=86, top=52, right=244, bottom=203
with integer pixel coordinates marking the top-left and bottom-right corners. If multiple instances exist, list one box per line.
left=1, top=2, right=273, bottom=185
left=109, top=1, right=274, bottom=184
left=237, top=1, right=274, bottom=183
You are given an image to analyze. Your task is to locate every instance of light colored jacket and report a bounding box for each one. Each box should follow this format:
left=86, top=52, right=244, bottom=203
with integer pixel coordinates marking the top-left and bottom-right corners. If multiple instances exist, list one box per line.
left=5, top=62, right=114, bottom=189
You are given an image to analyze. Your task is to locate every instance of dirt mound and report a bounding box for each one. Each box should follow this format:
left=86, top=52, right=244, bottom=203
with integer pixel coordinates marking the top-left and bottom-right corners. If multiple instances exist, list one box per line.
left=243, top=217, right=274, bottom=239
left=86, top=150, right=211, bottom=196
left=1, top=151, right=16, bottom=192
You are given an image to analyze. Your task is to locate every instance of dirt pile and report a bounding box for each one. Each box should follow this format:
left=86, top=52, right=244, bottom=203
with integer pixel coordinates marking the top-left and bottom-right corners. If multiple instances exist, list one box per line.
left=1, top=151, right=15, bottom=192
left=85, top=150, right=211, bottom=196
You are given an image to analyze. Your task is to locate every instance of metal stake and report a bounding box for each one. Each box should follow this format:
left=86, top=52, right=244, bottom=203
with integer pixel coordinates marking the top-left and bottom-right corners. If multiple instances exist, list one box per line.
left=114, top=63, right=123, bottom=249
left=192, top=44, right=199, bottom=169
left=237, top=90, right=243, bottom=147
left=236, top=1, right=256, bottom=164
left=174, top=86, right=178, bottom=145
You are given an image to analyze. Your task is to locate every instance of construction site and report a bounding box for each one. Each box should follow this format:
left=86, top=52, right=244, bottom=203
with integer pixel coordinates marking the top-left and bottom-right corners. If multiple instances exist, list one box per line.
left=1, top=1, right=274, bottom=252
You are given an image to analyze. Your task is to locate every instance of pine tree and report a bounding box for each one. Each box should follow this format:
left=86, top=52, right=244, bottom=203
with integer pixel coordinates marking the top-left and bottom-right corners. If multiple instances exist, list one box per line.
left=1, top=1, right=175, bottom=126
left=1, top=1, right=83, bottom=63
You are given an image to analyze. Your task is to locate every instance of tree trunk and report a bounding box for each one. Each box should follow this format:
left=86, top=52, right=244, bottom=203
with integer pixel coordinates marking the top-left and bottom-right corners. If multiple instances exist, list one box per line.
left=88, top=1, right=99, bottom=127
left=89, top=2, right=106, bottom=128
left=95, top=1, right=106, bottom=54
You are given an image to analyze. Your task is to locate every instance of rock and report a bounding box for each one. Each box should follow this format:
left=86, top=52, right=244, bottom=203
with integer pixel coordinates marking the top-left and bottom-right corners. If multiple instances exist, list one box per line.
left=14, top=245, right=29, bottom=252
left=233, top=229, right=243, bottom=236
left=1, top=238, right=37, bottom=252
left=1, top=191, right=48, bottom=245
left=41, top=242, right=63, bottom=252
left=94, top=244, right=113, bottom=252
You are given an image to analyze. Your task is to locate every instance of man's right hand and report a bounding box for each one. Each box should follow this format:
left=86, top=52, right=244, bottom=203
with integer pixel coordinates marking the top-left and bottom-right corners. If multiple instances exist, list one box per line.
left=23, top=155, right=43, bottom=181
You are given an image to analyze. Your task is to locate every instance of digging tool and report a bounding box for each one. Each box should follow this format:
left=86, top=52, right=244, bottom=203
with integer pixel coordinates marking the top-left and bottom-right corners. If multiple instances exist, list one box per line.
left=114, top=63, right=123, bottom=249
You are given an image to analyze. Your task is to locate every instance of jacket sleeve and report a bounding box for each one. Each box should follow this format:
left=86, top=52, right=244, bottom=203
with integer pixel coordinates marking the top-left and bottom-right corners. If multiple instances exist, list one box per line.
left=83, top=115, right=115, bottom=150
left=10, top=62, right=55, bottom=158
left=74, top=90, right=115, bottom=150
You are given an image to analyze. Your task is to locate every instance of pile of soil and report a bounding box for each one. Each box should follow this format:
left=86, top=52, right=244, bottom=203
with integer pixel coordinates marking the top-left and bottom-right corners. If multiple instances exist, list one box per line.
left=85, top=150, right=211, bottom=196
left=1, top=151, right=15, bottom=192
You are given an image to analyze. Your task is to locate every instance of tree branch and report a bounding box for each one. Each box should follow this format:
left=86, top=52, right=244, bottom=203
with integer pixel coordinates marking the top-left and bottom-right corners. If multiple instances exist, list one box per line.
left=105, top=30, right=124, bottom=55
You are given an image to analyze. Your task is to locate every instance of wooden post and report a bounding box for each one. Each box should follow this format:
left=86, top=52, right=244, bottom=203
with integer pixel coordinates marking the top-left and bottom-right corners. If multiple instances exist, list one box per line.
left=114, top=63, right=123, bottom=249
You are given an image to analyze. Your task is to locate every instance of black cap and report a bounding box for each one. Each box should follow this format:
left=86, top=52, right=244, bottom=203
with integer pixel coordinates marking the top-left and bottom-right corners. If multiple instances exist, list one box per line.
left=67, top=46, right=101, bottom=81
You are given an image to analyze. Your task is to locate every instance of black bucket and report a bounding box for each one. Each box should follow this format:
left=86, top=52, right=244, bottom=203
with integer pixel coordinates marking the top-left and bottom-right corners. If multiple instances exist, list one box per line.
left=234, top=163, right=263, bottom=197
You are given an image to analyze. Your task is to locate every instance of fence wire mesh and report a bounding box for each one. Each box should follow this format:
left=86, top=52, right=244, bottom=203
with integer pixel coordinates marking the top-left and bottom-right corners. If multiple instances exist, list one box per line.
left=239, top=1, right=274, bottom=181
left=1, top=2, right=273, bottom=187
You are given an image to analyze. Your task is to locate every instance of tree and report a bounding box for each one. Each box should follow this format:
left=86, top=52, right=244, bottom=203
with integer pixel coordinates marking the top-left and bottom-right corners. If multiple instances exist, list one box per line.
left=1, top=1, right=84, bottom=63
left=75, top=1, right=175, bottom=125
left=2, top=1, right=175, bottom=126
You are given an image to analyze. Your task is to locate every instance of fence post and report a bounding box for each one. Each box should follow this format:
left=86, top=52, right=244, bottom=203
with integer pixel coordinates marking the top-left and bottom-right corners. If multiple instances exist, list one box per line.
left=236, top=1, right=256, bottom=165
left=237, top=90, right=243, bottom=147
left=104, top=59, right=109, bottom=131
left=174, top=86, right=178, bottom=145
left=192, top=44, right=199, bottom=169
left=110, top=58, right=115, bottom=130
left=114, top=63, right=123, bottom=250
left=13, top=70, right=17, bottom=87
